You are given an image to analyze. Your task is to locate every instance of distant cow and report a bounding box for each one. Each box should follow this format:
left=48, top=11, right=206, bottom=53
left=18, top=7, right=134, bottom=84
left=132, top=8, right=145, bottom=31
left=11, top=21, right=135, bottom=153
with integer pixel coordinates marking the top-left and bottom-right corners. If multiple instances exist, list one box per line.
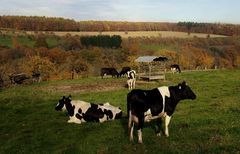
left=153, top=57, right=168, bottom=62
left=127, top=81, right=196, bottom=143
left=32, top=72, right=41, bottom=83
left=170, top=64, right=181, bottom=73
left=119, top=67, right=131, bottom=77
left=127, top=70, right=136, bottom=90
left=9, top=73, right=30, bottom=84
left=101, top=68, right=119, bottom=78
left=55, top=96, right=122, bottom=124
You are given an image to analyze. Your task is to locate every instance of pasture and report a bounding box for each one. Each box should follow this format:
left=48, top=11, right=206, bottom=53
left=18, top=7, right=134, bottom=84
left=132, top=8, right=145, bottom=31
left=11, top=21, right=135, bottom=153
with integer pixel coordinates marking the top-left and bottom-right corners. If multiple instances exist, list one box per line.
left=31, top=31, right=226, bottom=38
left=0, top=69, right=239, bottom=153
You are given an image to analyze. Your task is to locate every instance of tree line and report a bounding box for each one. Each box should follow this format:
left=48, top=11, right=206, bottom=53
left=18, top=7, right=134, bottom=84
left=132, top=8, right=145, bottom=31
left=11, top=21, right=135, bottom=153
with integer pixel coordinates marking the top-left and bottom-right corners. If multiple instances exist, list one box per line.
left=1, top=16, right=240, bottom=36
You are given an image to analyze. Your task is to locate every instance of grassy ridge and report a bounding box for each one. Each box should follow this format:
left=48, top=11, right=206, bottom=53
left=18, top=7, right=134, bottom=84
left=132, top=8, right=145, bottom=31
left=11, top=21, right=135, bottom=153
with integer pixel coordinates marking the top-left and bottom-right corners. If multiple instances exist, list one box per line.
left=0, top=70, right=239, bottom=153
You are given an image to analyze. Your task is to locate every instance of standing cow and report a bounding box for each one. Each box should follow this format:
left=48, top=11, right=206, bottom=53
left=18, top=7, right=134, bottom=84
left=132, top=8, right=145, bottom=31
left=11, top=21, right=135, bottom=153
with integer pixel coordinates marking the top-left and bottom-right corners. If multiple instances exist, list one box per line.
left=127, top=70, right=136, bottom=90
left=127, top=81, right=196, bottom=143
left=101, top=68, right=119, bottom=78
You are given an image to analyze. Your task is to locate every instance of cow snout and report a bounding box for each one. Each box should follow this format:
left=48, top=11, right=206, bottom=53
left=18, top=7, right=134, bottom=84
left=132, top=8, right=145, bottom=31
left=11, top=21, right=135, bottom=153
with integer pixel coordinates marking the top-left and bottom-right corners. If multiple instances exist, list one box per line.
left=191, top=94, right=197, bottom=100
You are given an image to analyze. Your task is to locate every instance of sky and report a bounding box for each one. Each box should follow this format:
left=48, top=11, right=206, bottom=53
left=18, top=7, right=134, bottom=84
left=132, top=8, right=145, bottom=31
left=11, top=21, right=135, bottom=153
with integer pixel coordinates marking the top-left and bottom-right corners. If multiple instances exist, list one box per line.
left=0, top=0, right=239, bottom=24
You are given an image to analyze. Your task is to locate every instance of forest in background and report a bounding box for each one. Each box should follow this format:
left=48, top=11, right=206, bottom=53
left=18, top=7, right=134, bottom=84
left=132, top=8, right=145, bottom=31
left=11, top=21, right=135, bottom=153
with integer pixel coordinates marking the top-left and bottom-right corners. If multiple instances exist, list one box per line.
left=1, top=16, right=240, bottom=36
left=0, top=16, right=240, bottom=85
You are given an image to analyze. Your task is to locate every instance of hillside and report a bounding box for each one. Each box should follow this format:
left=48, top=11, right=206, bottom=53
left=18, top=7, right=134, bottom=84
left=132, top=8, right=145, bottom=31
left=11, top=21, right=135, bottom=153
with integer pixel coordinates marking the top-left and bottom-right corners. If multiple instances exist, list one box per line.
left=1, top=16, right=240, bottom=36
left=0, top=28, right=240, bottom=84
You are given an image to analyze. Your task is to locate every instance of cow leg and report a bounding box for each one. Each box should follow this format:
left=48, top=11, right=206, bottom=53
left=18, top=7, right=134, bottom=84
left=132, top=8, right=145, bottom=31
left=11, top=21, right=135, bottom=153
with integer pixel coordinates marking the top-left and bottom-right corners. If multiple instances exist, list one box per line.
left=128, top=111, right=134, bottom=142
left=129, top=123, right=134, bottom=142
left=137, top=115, right=144, bottom=143
left=130, top=82, right=133, bottom=90
left=127, top=80, right=131, bottom=90
left=155, top=118, right=162, bottom=137
left=164, top=115, right=171, bottom=137
left=68, top=117, right=81, bottom=124
left=133, top=80, right=136, bottom=89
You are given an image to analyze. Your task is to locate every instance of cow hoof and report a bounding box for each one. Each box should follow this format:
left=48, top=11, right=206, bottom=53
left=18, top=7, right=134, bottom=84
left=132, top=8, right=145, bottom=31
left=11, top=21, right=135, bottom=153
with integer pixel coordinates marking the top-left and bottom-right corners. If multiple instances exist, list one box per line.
left=156, top=133, right=161, bottom=137
left=130, top=138, right=134, bottom=142
left=138, top=140, right=143, bottom=144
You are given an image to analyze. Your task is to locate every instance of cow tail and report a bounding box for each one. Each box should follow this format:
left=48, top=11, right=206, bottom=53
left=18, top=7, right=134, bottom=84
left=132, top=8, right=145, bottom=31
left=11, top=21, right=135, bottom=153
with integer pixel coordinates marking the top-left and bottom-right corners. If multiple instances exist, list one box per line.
left=127, top=92, right=133, bottom=130
left=127, top=92, right=131, bottom=118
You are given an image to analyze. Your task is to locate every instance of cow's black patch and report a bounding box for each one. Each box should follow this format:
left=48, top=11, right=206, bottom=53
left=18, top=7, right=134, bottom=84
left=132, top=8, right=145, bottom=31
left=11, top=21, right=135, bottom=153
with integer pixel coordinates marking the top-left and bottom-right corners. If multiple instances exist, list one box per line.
left=82, top=103, right=104, bottom=122
left=76, top=113, right=83, bottom=120
left=64, top=97, right=74, bottom=117
left=104, top=109, right=113, bottom=120
left=115, top=111, right=122, bottom=119
left=78, top=108, right=82, bottom=114
left=55, top=98, right=65, bottom=111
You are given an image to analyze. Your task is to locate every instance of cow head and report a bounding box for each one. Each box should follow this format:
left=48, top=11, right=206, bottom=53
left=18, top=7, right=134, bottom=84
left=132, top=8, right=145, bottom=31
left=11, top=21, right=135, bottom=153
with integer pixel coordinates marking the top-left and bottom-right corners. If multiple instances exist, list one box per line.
left=55, top=95, right=73, bottom=112
left=55, top=96, right=66, bottom=111
left=177, top=81, right=196, bottom=100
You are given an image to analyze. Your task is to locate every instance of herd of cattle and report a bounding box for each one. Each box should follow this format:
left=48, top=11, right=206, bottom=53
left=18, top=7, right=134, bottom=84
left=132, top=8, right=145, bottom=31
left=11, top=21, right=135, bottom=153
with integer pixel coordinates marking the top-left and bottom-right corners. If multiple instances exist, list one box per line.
left=55, top=64, right=196, bottom=144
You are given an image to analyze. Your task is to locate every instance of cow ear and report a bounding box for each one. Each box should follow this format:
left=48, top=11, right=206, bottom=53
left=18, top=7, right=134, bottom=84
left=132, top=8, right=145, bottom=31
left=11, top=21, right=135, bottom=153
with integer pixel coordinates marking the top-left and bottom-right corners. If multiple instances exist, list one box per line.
left=182, top=81, right=186, bottom=86
left=68, top=95, right=72, bottom=99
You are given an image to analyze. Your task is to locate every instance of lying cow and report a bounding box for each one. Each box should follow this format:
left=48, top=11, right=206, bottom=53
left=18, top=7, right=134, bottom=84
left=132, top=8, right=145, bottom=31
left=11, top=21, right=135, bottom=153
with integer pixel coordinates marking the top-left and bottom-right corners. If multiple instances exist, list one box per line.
left=127, top=81, right=196, bottom=143
left=170, top=64, right=181, bottom=73
left=101, top=68, right=119, bottom=78
left=127, top=70, right=136, bottom=90
left=9, top=73, right=30, bottom=84
left=55, top=96, right=122, bottom=124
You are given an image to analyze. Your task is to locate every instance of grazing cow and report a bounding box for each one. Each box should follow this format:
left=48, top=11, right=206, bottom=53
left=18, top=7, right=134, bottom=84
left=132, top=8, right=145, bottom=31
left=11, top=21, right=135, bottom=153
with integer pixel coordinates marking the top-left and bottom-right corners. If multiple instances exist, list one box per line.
left=170, top=64, right=181, bottom=73
left=55, top=96, right=122, bottom=124
left=119, top=67, right=131, bottom=77
left=101, top=68, right=119, bottom=78
left=127, top=70, right=136, bottom=90
left=127, top=81, right=196, bottom=143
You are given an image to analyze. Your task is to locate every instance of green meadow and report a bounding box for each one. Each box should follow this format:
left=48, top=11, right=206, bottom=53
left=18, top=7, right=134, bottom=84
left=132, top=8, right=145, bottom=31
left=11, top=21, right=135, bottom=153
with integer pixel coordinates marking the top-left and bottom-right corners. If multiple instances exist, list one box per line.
left=0, top=69, right=239, bottom=153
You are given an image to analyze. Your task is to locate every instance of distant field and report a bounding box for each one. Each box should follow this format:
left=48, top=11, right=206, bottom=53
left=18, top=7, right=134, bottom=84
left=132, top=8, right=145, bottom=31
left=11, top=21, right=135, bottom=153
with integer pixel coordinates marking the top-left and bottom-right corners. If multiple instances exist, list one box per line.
left=30, top=31, right=227, bottom=38
left=1, top=30, right=226, bottom=48
left=0, top=69, right=239, bottom=153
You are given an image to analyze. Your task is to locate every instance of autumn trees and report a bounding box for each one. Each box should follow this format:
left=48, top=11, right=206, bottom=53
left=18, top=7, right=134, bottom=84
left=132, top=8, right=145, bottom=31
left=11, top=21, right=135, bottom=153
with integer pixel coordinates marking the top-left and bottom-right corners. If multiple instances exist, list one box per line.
left=1, top=16, right=240, bottom=36
left=0, top=27, right=239, bottom=85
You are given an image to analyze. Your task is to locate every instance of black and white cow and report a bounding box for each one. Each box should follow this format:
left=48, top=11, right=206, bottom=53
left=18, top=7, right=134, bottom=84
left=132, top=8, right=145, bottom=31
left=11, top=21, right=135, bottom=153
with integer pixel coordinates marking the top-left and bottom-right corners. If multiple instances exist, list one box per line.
left=170, top=64, right=181, bottom=73
left=119, top=67, right=131, bottom=77
left=127, top=81, right=196, bottom=143
left=55, top=96, right=122, bottom=124
left=100, top=68, right=119, bottom=78
left=127, top=70, right=136, bottom=90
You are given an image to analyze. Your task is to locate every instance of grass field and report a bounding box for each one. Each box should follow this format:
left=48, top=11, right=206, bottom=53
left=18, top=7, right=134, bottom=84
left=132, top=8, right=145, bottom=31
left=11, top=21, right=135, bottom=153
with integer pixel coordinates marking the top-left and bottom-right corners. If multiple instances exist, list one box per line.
left=0, top=69, right=240, bottom=153
left=33, top=31, right=226, bottom=39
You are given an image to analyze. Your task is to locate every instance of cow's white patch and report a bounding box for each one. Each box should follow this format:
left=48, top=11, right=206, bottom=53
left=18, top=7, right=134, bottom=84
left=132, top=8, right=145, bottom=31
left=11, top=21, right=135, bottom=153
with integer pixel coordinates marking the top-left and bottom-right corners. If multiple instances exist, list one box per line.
left=157, top=86, right=170, bottom=113
left=68, top=100, right=91, bottom=123
left=138, top=129, right=143, bottom=143
left=158, top=86, right=170, bottom=98
left=164, top=115, right=171, bottom=137
left=171, top=67, right=177, bottom=74
left=130, top=123, right=134, bottom=142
